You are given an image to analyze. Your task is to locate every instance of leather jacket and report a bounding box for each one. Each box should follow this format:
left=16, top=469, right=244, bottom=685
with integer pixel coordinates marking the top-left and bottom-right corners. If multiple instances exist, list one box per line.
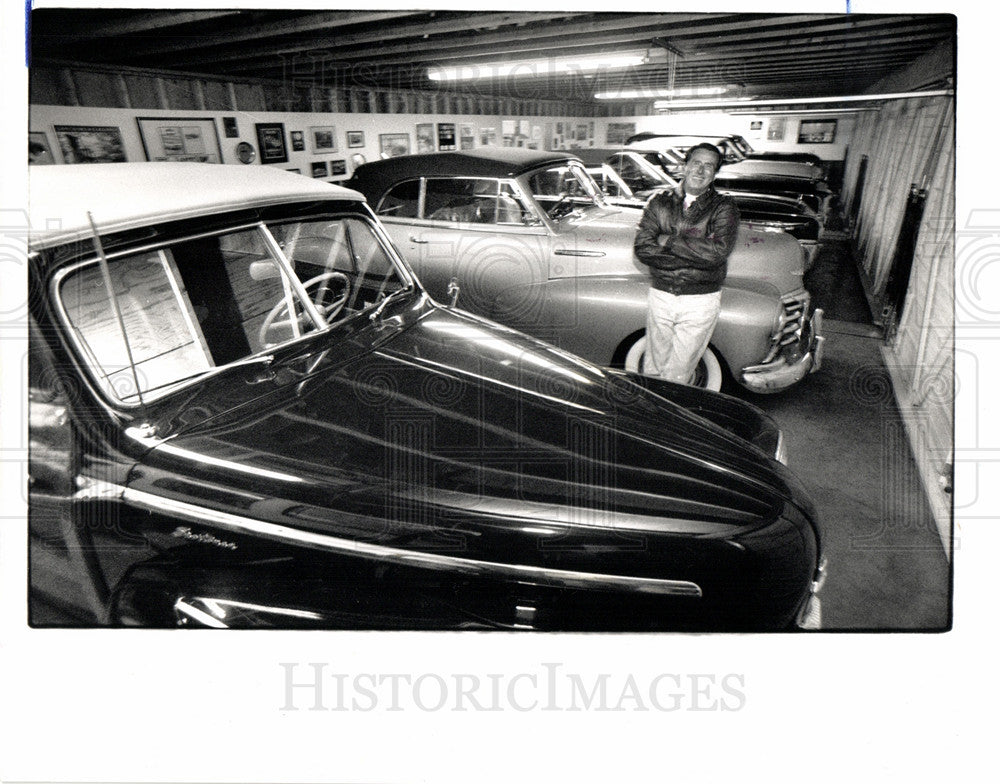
left=633, top=186, right=740, bottom=295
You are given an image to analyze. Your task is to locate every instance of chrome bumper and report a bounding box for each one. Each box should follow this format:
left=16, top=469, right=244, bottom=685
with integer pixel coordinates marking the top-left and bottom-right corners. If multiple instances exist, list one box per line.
left=740, top=307, right=825, bottom=393
left=801, top=240, right=820, bottom=272
left=796, top=556, right=828, bottom=630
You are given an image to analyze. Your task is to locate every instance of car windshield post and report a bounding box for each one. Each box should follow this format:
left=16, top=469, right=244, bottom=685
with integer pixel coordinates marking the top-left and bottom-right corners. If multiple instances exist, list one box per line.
left=255, top=222, right=327, bottom=332
left=86, top=212, right=147, bottom=407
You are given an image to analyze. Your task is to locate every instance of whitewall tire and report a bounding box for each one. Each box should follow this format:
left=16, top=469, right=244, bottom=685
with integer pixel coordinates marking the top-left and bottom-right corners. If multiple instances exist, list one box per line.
left=623, top=336, right=724, bottom=392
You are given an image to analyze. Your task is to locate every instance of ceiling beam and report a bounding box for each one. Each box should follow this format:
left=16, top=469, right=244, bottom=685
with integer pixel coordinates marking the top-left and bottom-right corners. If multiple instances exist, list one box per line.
left=183, top=12, right=742, bottom=71
left=87, top=10, right=432, bottom=59
left=671, top=14, right=937, bottom=50
left=170, top=11, right=598, bottom=68
left=233, top=13, right=939, bottom=73
left=680, top=26, right=951, bottom=60
left=33, top=9, right=244, bottom=39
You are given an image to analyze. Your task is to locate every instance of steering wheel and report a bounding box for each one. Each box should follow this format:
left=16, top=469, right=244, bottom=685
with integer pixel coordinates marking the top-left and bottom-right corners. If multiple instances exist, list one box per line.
left=258, top=272, right=351, bottom=346
left=548, top=192, right=572, bottom=218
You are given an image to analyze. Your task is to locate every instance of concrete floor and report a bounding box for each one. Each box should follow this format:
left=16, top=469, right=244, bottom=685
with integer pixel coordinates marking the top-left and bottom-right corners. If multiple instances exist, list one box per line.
left=745, top=237, right=951, bottom=631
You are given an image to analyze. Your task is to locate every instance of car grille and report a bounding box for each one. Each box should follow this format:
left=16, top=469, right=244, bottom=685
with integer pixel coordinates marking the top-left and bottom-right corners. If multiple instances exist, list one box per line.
left=762, top=288, right=811, bottom=363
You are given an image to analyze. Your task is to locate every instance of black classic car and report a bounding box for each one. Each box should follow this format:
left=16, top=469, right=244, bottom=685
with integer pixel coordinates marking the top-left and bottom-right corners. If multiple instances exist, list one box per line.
left=28, top=163, right=824, bottom=631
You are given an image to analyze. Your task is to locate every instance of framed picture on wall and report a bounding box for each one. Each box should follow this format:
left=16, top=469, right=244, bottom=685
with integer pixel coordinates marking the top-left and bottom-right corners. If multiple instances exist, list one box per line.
left=310, top=126, right=336, bottom=153
left=797, top=119, right=837, bottom=144
left=29, top=131, right=56, bottom=164
left=136, top=117, right=222, bottom=163
left=222, top=116, right=239, bottom=138
left=606, top=122, right=636, bottom=145
left=290, top=130, right=305, bottom=152
left=346, top=130, right=365, bottom=148
left=416, top=123, right=435, bottom=152
left=437, top=122, right=456, bottom=151
left=379, top=133, right=410, bottom=158
left=311, top=161, right=329, bottom=178
left=255, top=123, right=288, bottom=163
left=54, top=125, right=127, bottom=164
left=767, top=118, right=786, bottom=141
left=329, top=159, right=347, bottom=176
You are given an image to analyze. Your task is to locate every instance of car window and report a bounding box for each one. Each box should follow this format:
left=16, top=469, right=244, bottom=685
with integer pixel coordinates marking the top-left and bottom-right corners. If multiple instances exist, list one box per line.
left=613, top=155, right=661, bottom=190
left=422, top=177, right=528, bottom=225
left=590, top=167, right=628, bottom=199
left=525, top=163, right=602, bottom=218
left=57, top=216, right=409, bottom=404
left=376, top=179, right=420, bottom=218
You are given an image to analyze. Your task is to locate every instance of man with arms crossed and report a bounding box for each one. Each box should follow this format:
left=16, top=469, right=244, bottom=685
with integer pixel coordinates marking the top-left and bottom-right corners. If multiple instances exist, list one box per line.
left=633, top=142, right=740, bottom=384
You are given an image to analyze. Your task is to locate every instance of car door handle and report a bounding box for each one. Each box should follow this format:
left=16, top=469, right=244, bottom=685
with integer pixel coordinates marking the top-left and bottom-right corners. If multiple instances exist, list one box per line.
left=408, top=235, right=429, bottom=244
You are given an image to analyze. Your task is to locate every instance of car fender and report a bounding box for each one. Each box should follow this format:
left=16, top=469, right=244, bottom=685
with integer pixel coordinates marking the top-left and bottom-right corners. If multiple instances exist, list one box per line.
left=489, top=275, right=783, bottom=373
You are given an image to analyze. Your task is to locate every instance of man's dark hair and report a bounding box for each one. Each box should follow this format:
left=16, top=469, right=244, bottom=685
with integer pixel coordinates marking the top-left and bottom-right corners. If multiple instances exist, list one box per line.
left=684, top=142, right=723, bottom=172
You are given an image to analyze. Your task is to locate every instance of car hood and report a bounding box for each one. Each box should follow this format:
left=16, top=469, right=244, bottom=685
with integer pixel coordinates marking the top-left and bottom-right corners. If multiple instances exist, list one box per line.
left=127, top=303, right=813, bottom=570
left=553, top=206, right=804, bottom=295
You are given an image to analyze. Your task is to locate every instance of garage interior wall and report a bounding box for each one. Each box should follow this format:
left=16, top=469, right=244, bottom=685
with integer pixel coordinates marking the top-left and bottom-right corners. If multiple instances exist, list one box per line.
left=840, top=96, right=955, bottom=547
left=28, top=63, right=618, bottom=179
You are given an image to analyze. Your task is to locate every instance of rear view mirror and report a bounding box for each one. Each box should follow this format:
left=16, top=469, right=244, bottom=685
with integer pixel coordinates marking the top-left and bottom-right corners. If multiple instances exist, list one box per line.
left=249, top=260, right=280, bottom=281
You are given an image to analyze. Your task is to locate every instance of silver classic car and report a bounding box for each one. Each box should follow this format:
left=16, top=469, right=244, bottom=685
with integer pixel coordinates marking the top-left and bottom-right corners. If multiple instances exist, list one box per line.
left=348, top=148, right=824, bottom=393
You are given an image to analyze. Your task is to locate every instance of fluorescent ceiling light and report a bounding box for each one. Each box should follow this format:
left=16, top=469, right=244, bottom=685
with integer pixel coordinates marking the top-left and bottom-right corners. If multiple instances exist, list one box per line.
left=595, top=86, right=729, bottom=100
left=729, top=108, right=880, bottom=115
left=428, top=53, right=644, bottom=81
left=637, top=89, right=953, bottom=109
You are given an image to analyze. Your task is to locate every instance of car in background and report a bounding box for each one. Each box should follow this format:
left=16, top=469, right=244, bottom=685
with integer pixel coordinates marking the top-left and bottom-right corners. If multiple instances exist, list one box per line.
left=27, top=162, right=825, bottom=631
left=627, top=131, right=825, bottom=167
left=571, top=147, right=682, bottom=197
left=348, top=148, right=824, bottom=394
left=718, top=190, right=822, bottom=270
left=572, top=148, right=822, bottom=268
left=712, top=168, right=834, bottom=216
left=627, top=145, right=834, bottom=216
left=626, top=134, right=827, bottom=183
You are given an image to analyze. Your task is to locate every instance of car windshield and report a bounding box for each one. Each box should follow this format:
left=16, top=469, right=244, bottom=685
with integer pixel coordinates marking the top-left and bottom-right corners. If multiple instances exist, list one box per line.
left=611, top=153, right=675, bottom=191
left=56, top=214, right=409, bottom=404
left=589, top=165, right=635, bottom=199
left=524, top=162, right=604, bottom=219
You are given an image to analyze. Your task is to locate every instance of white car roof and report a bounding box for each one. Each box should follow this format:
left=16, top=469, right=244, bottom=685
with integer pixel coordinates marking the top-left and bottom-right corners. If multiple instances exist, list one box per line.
left=28, top=162, right=364, bottom=249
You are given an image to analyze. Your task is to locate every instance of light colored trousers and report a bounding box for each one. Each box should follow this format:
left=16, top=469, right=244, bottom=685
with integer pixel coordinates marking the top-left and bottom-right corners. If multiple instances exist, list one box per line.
left=644, top=288, right=722, bottom=384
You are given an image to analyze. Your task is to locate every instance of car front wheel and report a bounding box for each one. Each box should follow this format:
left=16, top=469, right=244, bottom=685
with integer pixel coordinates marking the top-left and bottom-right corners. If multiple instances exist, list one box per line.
left=623, top=336, right=724, bottom=392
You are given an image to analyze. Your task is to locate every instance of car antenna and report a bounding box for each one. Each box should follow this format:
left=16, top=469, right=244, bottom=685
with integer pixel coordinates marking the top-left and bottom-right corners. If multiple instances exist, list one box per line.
left=87, top=211, right=146, bottom=408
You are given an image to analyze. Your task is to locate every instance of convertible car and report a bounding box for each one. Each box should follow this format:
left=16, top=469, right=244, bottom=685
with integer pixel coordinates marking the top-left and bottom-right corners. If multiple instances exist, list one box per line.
left=28, top=163, right=825, bottom=631
left=348, top=148, right=824, bottom=393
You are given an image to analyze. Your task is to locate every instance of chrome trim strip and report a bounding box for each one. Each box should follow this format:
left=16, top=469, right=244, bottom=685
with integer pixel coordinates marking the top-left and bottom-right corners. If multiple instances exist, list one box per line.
left=96, top=479, right=703, bottom=598
left=553, top=248, right=607, bottom=258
